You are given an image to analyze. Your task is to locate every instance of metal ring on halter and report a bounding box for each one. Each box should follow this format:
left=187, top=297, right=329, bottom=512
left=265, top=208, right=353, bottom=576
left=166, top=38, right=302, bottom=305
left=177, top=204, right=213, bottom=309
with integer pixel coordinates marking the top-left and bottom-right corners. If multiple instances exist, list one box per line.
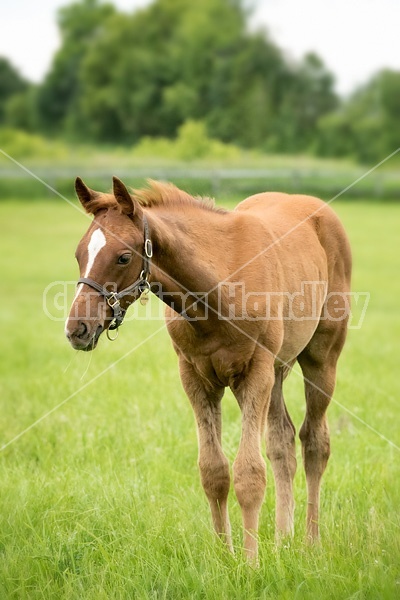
left=139, top=279, right=151, bottom=293
left=106, top=326, right=119, bottom=341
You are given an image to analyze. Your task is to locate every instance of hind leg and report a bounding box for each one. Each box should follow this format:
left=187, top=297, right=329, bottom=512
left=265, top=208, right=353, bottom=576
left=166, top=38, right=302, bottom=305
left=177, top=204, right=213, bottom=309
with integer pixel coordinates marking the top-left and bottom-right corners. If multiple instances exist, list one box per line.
left=298, top=323, right=347, bottom=540
left=265, top=366, right=297, bottom=538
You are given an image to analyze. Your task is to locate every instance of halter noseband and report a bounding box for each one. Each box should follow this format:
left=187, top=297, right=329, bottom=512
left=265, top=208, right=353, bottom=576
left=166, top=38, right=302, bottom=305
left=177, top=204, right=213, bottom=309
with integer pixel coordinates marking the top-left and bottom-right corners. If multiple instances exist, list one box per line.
left=77, top=216, right=153, bottom=337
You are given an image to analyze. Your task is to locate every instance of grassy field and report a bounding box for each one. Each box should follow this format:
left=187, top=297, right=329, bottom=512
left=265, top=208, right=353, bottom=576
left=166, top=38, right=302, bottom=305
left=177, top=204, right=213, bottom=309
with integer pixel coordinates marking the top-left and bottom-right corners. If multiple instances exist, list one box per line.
left=0, top=191, right=399, bottom=599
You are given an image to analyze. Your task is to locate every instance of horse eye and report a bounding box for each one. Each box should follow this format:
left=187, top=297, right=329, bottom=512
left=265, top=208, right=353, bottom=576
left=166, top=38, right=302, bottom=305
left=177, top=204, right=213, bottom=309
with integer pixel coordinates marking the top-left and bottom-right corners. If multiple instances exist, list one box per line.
left=118, top=253, right=131, bottom=265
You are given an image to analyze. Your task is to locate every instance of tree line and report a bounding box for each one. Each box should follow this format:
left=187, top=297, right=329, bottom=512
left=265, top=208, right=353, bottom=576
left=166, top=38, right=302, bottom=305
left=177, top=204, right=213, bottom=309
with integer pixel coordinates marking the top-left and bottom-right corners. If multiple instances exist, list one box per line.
left=1, top=0, right=399, bottom=163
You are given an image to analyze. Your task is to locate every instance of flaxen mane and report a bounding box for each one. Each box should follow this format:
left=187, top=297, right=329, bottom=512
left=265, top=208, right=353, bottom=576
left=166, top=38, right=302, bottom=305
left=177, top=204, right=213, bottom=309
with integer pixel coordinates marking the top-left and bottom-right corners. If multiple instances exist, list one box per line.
left=83, top=179, right=224, bottom=215
left=133, top=180, right=225, bottom=213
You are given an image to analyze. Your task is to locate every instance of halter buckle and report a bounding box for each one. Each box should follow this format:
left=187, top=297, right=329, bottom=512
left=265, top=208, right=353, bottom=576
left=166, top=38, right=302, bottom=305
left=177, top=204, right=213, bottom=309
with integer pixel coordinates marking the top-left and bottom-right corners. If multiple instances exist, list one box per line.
left=107, top=293, right=120, bottom=308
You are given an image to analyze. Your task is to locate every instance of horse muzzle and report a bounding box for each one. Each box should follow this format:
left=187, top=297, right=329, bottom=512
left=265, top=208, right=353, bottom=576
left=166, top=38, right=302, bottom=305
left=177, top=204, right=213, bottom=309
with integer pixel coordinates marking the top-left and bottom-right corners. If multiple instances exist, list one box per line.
left=65, top=320, right=104, bottom=351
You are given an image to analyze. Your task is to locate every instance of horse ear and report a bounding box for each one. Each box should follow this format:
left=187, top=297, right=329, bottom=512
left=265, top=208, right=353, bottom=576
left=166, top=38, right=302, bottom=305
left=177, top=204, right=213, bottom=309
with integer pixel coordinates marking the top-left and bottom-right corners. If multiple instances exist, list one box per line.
left=112, top=176, right=137, bottom=217
left=75, top=177, right=97, bottom=213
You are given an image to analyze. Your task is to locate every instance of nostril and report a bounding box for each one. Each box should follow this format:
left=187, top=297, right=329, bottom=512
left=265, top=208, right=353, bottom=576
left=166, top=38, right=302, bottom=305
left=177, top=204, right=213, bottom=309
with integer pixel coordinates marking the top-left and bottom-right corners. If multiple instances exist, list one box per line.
left=76, top=321, right=88, bottom=339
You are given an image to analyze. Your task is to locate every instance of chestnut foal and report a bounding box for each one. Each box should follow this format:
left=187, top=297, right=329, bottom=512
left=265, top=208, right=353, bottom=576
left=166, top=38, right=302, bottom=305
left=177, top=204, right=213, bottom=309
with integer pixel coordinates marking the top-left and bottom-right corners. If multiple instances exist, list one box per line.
left=65, top=177, right=351, bottom=562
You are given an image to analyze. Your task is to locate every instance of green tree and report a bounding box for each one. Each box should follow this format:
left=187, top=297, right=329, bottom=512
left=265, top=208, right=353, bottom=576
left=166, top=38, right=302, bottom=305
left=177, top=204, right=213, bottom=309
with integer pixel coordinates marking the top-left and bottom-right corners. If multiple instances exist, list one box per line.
left=207, top=32, right=288, bottom=147
left=4, top=87, right=38, bottom=131
left=378, top=69, right=400, bottom=155
left=274, top=53, right=338, bottom=152
left=74, top=0, right=337, bottom=149
left=316, top=69, right=400, bottom=163
left=76, top=0, right=249, bottom=142
left=30, top=0, right=343, bottom=154
left=0, top=58, right=28, bottom=124
left=35, top=0, right=115, bottom=135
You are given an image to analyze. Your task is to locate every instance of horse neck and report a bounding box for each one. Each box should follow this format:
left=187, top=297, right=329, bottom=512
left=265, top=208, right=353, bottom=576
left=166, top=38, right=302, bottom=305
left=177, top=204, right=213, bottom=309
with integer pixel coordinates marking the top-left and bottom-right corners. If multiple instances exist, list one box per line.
left=146, top=205, right=231, bottom=323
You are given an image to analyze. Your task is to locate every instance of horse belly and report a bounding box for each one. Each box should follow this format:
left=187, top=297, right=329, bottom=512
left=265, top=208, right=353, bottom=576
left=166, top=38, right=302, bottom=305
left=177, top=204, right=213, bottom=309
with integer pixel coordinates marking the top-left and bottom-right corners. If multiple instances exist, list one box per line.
left=276, top=280, right=327, bottom=362
left=277, top=318, right=320, bottom=363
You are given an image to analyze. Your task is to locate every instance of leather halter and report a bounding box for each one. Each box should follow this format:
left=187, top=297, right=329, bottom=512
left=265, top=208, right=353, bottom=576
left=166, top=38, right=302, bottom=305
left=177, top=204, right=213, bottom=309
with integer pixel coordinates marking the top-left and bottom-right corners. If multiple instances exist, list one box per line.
left=77, top=217, right=153, bottom=336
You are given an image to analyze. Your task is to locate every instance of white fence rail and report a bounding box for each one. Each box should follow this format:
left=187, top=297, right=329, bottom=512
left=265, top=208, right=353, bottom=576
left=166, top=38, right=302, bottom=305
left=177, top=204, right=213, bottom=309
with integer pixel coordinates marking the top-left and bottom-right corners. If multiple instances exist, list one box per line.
left=1, top=167, right=399, bottom=198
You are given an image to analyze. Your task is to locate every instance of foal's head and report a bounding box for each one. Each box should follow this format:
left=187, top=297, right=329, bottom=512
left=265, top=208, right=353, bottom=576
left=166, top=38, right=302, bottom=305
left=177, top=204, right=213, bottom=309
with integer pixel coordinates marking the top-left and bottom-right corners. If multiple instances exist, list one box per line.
left=65, top=177, right=147, bottom=351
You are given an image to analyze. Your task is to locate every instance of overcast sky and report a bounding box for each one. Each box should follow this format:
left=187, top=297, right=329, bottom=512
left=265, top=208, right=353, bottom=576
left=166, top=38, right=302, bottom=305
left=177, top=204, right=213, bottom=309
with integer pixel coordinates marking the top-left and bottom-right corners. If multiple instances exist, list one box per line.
left=0, top=0, right=399, bottom=95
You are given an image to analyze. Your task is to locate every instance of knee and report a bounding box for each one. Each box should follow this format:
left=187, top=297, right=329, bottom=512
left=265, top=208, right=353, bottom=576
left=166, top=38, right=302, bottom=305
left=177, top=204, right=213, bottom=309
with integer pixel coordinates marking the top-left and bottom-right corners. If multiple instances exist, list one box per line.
left=300, top=420, right=330, bottom=463
left=266, top=446, right=297, bottom=482
left=303, top=441, right=330, bottom=466
left=199, top=456, right=230, bottom=501
left=233, top=457, right=266, bottom=510
left=266, top=425, right=296, bottom=463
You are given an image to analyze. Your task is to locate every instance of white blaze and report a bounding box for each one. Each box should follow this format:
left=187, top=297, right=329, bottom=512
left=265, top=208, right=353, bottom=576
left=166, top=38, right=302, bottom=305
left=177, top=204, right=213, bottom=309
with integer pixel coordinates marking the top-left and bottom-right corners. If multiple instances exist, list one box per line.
left=84, top=228, right=107, bottom=277
left=72, top=228, right=107, bottom=303
left=66, top=228, right=107, bottom=336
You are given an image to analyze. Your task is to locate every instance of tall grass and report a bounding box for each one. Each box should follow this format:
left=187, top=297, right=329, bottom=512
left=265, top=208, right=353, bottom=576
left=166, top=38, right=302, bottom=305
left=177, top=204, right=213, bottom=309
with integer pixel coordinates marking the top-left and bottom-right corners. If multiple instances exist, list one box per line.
left=0, top=195, right=399, bottom=599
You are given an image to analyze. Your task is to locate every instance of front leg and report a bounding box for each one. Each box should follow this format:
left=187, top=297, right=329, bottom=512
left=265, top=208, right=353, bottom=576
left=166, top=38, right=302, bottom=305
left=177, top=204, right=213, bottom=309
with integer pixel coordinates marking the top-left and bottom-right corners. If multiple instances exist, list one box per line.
left=179, top=358, right=233, bottom=551
left=231, top=356, right=275, bottom=563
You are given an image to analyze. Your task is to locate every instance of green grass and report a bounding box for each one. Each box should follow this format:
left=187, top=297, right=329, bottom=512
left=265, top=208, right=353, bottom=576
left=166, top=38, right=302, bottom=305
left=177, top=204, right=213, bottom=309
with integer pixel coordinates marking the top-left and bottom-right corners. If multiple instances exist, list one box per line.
left=0, top=194, right=399, bottom=599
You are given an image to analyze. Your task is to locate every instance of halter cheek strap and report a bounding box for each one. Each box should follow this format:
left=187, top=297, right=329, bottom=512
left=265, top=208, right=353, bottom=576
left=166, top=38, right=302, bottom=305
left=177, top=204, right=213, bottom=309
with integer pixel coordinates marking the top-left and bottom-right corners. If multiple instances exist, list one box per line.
left=77, top=216, right=153, bottom=335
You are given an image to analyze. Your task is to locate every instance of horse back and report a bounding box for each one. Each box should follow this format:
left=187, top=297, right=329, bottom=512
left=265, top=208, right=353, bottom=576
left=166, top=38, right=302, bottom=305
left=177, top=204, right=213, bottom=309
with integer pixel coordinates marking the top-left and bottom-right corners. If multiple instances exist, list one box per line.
left=235, top=191, right=352, bottom=291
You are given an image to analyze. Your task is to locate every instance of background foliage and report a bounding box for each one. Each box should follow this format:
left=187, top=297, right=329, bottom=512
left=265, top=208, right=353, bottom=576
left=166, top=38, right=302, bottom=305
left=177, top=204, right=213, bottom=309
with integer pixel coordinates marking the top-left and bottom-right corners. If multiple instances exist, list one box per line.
left=1, top=0, right=399, bottom=163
